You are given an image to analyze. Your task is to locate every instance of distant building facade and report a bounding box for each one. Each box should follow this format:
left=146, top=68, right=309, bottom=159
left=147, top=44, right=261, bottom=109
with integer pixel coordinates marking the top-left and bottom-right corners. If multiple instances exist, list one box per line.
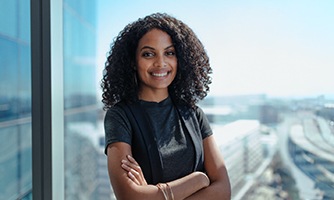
left=211, top=120, right=273, bottom=199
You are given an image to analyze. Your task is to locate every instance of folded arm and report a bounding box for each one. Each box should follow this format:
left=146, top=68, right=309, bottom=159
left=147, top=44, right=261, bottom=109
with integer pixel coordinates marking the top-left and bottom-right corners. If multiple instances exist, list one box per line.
left=107, top=142, right=210, bottom=200
left=122, top=135, right=232, bottom=199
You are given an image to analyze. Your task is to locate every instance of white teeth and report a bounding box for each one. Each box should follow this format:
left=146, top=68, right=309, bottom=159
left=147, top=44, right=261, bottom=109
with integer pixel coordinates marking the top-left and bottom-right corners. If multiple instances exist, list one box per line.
left=152, top=72, right=168, bottom=77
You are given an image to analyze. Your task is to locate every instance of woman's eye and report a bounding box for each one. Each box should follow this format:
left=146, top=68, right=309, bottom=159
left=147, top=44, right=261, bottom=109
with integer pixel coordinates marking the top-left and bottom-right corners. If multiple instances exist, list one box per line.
left=166, top=51, right=175, bottom=56
left=142, top=52, right=154, bottom=57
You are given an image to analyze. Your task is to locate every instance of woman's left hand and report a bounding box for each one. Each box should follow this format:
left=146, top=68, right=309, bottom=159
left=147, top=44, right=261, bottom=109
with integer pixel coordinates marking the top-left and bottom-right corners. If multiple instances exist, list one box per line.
left=121, top=155, right=148, bottom=186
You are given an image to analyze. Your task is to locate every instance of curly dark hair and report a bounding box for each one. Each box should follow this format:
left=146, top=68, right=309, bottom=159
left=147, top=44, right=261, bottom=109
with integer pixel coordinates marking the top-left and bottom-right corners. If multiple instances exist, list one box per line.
left=101, top=13, right=212, bottom=110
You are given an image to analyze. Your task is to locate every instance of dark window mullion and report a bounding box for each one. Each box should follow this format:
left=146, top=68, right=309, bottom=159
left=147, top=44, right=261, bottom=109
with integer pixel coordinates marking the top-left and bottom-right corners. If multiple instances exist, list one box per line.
left=31, top=0, right=52, bottom=199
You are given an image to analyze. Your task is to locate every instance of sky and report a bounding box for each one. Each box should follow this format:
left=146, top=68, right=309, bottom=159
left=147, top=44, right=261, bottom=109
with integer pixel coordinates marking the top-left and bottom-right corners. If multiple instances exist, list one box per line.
left=96, top=0, right=334, bottom=99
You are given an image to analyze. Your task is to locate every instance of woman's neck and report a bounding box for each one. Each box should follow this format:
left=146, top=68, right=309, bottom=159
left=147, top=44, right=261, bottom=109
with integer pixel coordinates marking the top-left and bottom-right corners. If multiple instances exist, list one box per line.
left=138, top=89, right=169, bottom=103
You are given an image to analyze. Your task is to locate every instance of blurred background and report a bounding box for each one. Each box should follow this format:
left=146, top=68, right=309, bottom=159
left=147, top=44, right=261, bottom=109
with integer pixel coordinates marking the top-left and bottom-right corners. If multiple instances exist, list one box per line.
left=0, top=0, right=333, bottom=199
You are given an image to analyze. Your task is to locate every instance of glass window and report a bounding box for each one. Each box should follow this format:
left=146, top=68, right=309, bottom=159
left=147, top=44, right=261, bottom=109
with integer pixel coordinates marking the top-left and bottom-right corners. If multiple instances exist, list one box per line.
left=0, top=0, right=31, bottom=199
left=96, top=1, right=334, bottom=200
left=63, top=1, right=112, bottom=199
left=18, top=0, right=31, bottom=42
left=0, top=1, right=17, bottom=38
left=52, top=1, right=333, bottom=199
left=0, top=39, right=19, bottom=121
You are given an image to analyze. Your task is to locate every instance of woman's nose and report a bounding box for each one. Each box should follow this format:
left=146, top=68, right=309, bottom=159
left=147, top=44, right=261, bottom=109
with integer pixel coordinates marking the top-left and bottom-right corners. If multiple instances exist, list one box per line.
left=154, top=54, right=166, bottom=68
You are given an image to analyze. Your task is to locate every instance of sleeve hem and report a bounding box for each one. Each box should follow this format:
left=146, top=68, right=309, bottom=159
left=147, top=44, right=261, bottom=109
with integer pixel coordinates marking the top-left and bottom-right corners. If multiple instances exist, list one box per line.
left=104, top=140, right=132, bottom=155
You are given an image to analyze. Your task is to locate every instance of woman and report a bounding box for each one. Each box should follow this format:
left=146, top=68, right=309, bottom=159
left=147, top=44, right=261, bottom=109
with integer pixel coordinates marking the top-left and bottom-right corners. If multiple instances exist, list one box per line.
left=101, top=13, right=231, bottom=200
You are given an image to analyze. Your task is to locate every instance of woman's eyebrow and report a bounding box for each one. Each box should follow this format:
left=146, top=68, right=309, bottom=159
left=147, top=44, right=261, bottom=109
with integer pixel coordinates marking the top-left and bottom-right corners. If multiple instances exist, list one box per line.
left=139, top=44, right=174, bottom=51
left=140, top=46, right=155, bottom=51
left=164, top=45, right=174, bottom=50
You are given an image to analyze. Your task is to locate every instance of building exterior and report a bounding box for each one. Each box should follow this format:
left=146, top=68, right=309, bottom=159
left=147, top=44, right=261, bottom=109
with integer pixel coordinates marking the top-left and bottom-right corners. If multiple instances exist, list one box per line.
left=210, top=120, right=274, bottom=199
left=0, top=1, right=32, bottom=199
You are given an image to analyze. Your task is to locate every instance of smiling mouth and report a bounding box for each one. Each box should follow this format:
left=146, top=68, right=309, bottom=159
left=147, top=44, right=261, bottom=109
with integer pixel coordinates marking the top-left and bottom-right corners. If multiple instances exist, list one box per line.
left=151, top=72, right=169, bottom=77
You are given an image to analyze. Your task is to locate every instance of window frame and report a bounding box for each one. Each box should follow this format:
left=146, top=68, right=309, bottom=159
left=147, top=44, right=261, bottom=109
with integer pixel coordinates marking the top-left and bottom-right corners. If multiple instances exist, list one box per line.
left=31, top=0, right=64, bottom=199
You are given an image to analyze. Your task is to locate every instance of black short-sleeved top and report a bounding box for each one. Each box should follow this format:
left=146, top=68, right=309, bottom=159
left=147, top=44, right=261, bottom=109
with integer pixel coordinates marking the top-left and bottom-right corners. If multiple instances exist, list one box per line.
left=104, top=97, right=212, bottom=182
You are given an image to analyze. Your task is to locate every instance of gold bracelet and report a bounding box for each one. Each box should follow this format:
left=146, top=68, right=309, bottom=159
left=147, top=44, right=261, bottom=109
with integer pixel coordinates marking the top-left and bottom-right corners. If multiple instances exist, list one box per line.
left=156, top=183, right=168, bottom=200
left=166, top=182, right=174, bottom=200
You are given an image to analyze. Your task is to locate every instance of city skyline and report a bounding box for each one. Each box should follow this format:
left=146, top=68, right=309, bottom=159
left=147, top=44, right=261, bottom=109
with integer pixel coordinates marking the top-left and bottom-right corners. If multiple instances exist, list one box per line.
left=96, top=0, right=334, bottom=99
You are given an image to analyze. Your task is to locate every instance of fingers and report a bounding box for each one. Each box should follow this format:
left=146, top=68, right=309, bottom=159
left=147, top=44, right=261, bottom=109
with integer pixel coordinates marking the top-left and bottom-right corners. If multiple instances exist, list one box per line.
left=121, top=161, right=134, bottom=173
left=127, top=155, right=139, bottom=165
left=121, top=157, right=141, bottom=172
left=121, top=155, right=147, bottom=185
left=121, top=162, right=141, bottom=183
left=128, top=171, right=140, bottom=185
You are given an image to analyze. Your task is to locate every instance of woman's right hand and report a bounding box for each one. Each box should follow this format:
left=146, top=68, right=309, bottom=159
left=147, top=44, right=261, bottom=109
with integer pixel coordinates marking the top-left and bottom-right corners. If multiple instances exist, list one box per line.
left=121, top=155, right=148, bottom=186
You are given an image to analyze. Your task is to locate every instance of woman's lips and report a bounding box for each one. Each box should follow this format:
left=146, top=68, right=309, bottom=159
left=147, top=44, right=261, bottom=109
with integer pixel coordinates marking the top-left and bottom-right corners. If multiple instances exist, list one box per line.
left=151, top=72, right=168, bottom=77
left=150, top=70, right=171, bottom=77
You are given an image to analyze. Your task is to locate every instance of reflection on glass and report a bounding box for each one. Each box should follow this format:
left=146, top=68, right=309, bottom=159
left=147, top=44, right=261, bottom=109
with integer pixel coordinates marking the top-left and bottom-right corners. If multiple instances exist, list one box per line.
left=63, top=0, right=113, bottom=199
left=0, top=0, right=32, bottom=199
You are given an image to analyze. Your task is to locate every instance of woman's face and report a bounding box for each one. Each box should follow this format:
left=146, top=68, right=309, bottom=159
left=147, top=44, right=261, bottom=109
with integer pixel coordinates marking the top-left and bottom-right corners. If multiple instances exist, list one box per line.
left=135, top=28, right=177, bottom=96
